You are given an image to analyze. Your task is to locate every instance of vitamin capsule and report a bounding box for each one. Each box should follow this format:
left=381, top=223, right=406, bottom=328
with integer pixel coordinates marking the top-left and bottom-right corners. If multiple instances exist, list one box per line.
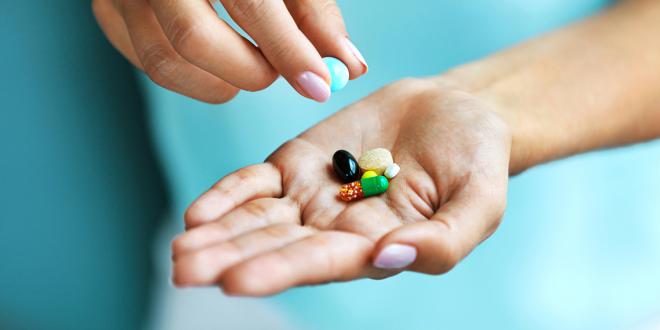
left=339, top=175, right=389, bottom=202
left=361, top=170, right=378, bottom=179
left=384, top=163, right=400, bottom=179
left=358, top=148, right=393, bottom=175
left=323, top=57, right=349, bottom=92
left=332, top=149, right=360, bottom=183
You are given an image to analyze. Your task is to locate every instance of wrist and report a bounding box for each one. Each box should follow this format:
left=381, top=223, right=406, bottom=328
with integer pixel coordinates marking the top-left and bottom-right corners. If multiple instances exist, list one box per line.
left=437, top=63, right=555, bottom=175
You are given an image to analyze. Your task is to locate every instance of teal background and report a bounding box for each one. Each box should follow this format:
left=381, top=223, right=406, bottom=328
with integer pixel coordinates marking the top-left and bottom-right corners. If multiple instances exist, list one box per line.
left=0, top=2, right=167, bottom=330
left=2, top=1, right=660, bottom=330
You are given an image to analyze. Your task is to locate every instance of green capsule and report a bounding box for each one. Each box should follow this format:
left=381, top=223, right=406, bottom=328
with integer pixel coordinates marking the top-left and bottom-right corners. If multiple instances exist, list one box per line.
left=360, top=175, right=389, bottom=197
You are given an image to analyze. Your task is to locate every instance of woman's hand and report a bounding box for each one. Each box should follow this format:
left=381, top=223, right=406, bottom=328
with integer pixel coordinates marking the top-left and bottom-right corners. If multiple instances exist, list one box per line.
left=92, top=0, right=367, bottom=103
left=171, top=78, right=512, bottom=296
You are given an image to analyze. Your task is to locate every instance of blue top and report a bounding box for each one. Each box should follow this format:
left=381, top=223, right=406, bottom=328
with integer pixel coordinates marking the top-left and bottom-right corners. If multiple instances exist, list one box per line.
left=141, top=1, right=660, bottom=329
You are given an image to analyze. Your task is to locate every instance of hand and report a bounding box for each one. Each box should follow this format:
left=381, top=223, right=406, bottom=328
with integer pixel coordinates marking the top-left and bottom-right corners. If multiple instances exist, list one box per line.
left=171, top=78, right=511, bottom=296
left=92, top=0, right=367, bottom=103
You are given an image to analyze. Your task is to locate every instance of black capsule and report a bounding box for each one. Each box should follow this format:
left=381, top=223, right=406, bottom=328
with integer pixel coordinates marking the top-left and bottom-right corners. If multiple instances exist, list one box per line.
left=332, top=150, right=361, bottom=183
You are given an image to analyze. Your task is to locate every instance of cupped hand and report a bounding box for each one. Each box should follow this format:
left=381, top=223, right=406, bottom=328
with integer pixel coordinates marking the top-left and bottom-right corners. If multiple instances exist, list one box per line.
left=92, top=0, right=367, bottom=103
left=172, top=78, right=511, bottom=296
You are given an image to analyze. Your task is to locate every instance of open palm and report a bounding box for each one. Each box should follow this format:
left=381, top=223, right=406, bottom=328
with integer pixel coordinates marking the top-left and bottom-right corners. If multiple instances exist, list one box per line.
left=172, top=78, right=511, bottom=296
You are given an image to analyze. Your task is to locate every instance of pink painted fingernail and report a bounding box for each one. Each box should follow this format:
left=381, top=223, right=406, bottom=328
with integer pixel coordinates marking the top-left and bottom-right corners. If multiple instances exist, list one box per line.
left=344, top=37, right=368, bottom=74
left=296, top=71, right=331, bottom=102
left=373, top=244, right=417, bottom=269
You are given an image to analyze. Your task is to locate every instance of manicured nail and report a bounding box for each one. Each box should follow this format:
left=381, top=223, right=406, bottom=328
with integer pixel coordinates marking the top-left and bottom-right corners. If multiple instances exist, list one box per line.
left=344, top=37, right=368, bottom=74
left=296, top=71, right=331, bottom=102
left=373, top=243, right=417, bottom=269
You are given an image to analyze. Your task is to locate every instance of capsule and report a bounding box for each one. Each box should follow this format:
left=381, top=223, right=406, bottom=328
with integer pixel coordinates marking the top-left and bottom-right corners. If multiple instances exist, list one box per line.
left=361, top=170, right=378, bottom=179
left=339, top=175, right=389, bottom=202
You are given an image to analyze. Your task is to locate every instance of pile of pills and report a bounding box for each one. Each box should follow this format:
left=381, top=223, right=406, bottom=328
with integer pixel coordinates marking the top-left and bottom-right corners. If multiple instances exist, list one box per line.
left=332, top=148, right=400, bottom=202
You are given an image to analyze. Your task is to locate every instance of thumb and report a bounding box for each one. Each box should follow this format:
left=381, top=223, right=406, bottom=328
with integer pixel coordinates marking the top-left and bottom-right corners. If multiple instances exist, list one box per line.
left=371, top=189, right=505, bottom=274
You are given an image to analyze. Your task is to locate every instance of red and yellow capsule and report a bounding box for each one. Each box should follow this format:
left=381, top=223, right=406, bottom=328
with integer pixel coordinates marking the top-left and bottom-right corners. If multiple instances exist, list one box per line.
left=339, top=175, right=389, bottom=202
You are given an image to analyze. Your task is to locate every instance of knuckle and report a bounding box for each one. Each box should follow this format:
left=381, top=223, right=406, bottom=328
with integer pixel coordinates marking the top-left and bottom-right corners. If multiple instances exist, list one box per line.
left=241, top=72, right=277, bottom=92
left=430, top=246, right=460, bottom=275
left=242, top=201, right=269, bottom=219
left=318, top=1, right=343, bottom=26
left=218, top=239, right=242, bottom=260
left=261, top=224, right=292, bottom=240
left=171, top=235, right=190, bottom=256
left=165, top=15, right=210, bottom=59
left=227, top=0, right=268, bottom=26
left=233, top=166, right=258, bottom=182
left=183, top=205, right=203, bottom=229
left=139, top=43, right=180, bottom=87
left=260, top=29, right=297, bottom=66
left=188, top=249, right=214, bottom=270
left=295, top=0, right=342, bottom=31
left=423, top=221, right=461, bottom=275
left=438, top=248, right=461, bottom=274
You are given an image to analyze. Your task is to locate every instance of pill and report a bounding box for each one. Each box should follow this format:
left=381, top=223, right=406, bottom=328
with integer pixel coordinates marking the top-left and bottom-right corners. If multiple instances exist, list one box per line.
left=332, top=149, right=360, bottom=183
left=339, top=175, right=389, bottom=202
left=384, top=163, right=400, bottom=179
left=361, top=170, right=378, bottom=179
left=323, top=57, right=349, bottom=92
left=358, top=148, right=393, bottom=175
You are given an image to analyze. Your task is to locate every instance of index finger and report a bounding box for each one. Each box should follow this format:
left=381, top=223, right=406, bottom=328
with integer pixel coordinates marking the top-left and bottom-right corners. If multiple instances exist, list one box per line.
left=148, top=0, right=278, bottom=91
left=220, top=0, right=332, bottom=102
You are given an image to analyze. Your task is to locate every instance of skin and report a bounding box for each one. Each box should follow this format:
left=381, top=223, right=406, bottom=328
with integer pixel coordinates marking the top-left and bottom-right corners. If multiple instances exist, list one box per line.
left=91, top=0, right=367, bottom=103
left=173, top=79, right=510, bottom=295
left=170, top=0, right=660, bottom=296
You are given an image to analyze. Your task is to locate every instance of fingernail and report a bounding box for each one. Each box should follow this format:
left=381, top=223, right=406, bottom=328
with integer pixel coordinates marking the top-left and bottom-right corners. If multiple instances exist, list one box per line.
left=296, top=71, right=331, bottom=102
left=344, top=37, right=368, bottom=74
left=373, top=244, right=417, bottom=269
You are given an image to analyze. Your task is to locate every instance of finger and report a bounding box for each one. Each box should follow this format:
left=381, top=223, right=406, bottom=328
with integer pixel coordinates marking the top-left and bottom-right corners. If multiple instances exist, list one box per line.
left=372, top=184, right=507, bottom=274
left=285, top=0, right=368, bottom=78
left=221, top=231, right=375, bottom=296
left=173, top=224, right=315, bottom=286
left=220, top=0, right=332, bottom=102
left=92, top=0, right=142, bottom=68
left=331, top=199, right=402, bottom=241
left=184, top=163, right=282, bottom=229
left=148, top=0, right=278, bottom=91
left=119, top=0, right=239, bottom=103
left=174, top=197, right=299, bottom=255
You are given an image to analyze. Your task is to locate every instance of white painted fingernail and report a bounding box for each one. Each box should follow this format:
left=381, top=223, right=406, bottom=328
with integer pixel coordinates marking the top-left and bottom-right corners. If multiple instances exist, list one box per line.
left=344, top=37, right=368, bottom=74
left=296, top=71, right=331, bottom=102
left=373, top=244, right=417, bottom=269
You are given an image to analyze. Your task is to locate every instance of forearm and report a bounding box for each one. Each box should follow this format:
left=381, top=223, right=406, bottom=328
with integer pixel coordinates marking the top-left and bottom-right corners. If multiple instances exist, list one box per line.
left=445, top=0, right=660, bottom=174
